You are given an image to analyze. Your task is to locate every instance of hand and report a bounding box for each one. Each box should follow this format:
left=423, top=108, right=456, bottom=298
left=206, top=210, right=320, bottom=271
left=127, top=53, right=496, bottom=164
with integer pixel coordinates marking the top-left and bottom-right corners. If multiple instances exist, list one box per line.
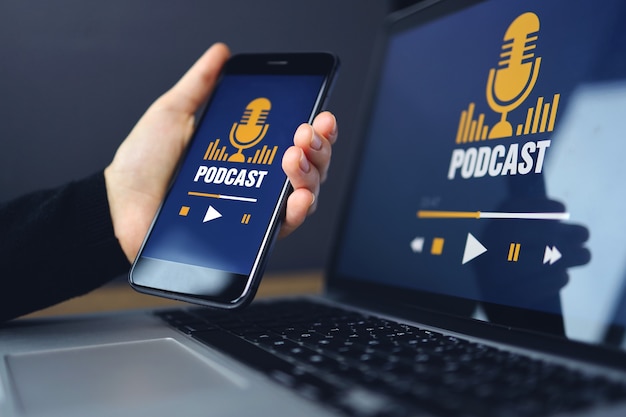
left=104, top=43, right=338, bottom=263
left=280, top=111, right=337, bottom=238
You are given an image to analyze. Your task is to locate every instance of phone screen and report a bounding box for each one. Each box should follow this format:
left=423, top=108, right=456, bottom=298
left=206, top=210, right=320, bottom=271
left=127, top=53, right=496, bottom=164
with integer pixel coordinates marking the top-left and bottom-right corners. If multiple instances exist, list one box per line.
left=130, top=62, right=333, bottom=306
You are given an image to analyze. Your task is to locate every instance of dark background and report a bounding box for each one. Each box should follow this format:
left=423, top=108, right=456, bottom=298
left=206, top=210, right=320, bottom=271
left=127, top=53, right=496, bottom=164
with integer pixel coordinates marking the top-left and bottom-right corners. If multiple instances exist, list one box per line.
left=0, top=0, right=416, bottom=271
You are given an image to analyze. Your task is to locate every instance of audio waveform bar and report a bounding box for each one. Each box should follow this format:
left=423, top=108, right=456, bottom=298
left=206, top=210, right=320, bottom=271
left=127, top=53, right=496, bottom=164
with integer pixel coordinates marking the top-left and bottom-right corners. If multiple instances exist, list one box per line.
left=515, top=93, right=560, bottom=136
left=188, top=191, right=257, bottom=203
left=456, top=103, right=489, bottom=144
left=203, top=140, right=278, bottom=165
left=247, top=145, right=278, bottom=165
left=204, top=139, right=229, bottom=161
left=417, top=210, right=570, bottom=220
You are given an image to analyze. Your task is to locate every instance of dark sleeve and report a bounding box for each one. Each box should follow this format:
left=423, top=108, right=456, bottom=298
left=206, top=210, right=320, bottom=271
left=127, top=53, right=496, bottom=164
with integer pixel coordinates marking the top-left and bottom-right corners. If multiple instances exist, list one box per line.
left=0, top=172, right=131, bottom=322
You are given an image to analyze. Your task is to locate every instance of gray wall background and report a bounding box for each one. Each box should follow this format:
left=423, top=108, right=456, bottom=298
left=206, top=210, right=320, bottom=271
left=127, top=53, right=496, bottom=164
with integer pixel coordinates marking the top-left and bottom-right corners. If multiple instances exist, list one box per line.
left=0, top=1, right=393, bottom=271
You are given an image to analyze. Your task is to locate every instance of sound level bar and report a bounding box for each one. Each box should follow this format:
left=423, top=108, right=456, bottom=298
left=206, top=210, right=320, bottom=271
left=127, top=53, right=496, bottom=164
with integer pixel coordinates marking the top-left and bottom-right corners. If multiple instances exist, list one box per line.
left=188, top=191, right=257, bottom=203
left=203, top=140, right=278, bottom=165
left=204, top=139, right=229, bottom=161
left=247, top=145, right=278, bottom=165
left=417, top=210, right=570, bottom=220
left=516, top=93, right=560, bottom=136
left=456, top=103, right=489, bottom=144
left=456, top=93, right=560, bottom=144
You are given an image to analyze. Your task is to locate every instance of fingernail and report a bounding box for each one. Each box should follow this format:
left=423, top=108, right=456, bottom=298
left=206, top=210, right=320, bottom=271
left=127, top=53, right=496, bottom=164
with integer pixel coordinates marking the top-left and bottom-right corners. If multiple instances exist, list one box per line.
left=299, top=150, right=310, bottom=173
left=311, top=129, right=323, bottom=150
left=329, top=113, right=338, bottom=140
left=310, top=192, right=316, bottom=207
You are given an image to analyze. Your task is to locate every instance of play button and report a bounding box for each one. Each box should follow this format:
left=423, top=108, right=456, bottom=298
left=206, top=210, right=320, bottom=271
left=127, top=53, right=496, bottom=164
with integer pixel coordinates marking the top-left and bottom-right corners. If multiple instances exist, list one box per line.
left=462, top=233, right=487, bottom=264
left=203, top=206, right=222, bottom=223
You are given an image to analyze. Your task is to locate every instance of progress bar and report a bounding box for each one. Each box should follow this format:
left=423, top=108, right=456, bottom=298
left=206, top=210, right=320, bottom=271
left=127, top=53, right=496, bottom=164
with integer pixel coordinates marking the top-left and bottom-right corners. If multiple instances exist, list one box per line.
left=188, top=191, right=257, bottom=203
left=417, top=210, right=570, bottom=220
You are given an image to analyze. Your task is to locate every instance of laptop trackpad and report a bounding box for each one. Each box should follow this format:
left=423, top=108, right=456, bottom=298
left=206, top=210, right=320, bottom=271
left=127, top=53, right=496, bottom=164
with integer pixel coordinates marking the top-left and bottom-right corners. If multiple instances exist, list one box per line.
left=6, top=338, right=248, bottom=416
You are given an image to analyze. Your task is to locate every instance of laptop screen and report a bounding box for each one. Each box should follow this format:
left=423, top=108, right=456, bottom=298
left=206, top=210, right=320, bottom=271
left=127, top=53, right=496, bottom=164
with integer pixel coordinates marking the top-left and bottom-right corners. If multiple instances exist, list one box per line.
left=331, top=0, right=626, bottom=350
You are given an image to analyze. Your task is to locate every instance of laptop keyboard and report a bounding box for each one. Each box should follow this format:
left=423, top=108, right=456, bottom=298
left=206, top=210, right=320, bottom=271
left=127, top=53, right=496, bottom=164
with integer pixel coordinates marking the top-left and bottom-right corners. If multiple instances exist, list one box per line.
left=157, top=299, right=626, bottom=417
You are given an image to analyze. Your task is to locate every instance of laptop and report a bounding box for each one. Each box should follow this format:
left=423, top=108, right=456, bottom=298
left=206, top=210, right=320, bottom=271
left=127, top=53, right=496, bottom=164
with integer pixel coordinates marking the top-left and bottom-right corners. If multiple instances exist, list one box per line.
left=3, top=0, right=626, bottom=416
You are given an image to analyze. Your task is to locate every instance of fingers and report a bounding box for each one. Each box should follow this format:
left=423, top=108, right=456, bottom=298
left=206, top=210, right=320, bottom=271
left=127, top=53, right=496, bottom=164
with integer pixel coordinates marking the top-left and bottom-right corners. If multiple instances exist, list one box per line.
left=283, top=144, right=319, bottom=207
left=293, top=111, right=337, bottom=182
left=279, top=111, right=338, bottom=238
left=312, top=111, right=339, bottom=145
left=279, top=188, right=316, bottom=239
left=160, top=43, right=231, bottom=114
left=283, top=111, right=337, bottom=201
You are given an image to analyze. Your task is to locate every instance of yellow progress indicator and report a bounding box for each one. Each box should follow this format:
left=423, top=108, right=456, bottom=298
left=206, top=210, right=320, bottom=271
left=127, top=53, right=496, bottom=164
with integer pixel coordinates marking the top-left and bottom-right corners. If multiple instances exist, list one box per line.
left=188, top=191, right=257, bottom=203
left=417, top=210, right=570, bottom=221
left=419, top=211, right=480, bottom=219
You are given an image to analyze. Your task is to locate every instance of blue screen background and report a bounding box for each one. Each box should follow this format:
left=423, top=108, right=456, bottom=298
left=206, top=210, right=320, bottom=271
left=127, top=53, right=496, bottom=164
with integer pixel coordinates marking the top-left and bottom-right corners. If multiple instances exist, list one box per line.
left=335, top=0, right=626, bottom=342
left=142, top=74, right=324, bottom=275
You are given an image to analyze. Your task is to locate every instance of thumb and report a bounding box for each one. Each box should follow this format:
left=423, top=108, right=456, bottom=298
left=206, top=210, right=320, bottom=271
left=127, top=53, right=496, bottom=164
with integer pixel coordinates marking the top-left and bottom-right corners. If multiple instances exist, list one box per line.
left=159, top=43, right=231, bottom=114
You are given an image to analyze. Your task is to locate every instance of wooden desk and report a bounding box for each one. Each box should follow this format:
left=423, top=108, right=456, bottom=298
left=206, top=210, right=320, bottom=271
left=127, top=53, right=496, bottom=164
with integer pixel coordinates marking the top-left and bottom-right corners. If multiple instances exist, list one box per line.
left=24, top=271, right=324, bottom=319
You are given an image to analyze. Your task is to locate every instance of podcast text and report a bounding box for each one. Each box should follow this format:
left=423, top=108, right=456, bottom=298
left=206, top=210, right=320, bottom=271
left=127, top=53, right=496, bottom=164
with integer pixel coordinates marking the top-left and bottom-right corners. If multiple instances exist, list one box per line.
left=447, top=139, right=551, bottom=180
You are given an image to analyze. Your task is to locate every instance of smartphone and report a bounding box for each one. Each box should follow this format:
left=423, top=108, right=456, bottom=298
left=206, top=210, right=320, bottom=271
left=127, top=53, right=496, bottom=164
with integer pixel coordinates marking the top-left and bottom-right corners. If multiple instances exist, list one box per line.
left=129, top=52, right=339, bottom=309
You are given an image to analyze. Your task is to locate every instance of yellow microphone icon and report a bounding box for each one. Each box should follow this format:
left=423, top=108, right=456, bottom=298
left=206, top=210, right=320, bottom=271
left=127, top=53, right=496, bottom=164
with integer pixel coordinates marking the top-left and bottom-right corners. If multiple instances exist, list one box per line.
left=228, top=97, right=271, bottom=162
left=486, top=12, right=541, bottom=139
